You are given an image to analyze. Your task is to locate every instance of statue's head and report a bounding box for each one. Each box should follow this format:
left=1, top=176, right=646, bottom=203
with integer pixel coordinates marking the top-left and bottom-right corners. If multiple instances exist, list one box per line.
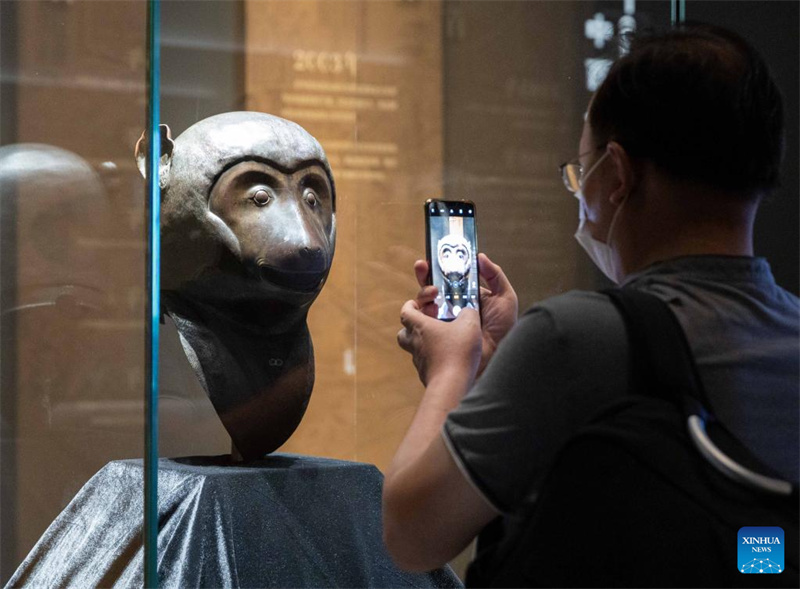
left=437, top=233, right=471, bottom=285
left=137, top=112, right=336, bottom=329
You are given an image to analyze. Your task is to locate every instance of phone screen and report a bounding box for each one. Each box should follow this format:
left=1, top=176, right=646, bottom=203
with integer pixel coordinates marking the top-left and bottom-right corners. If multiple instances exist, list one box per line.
left=425, top=200, right=480, bottom=321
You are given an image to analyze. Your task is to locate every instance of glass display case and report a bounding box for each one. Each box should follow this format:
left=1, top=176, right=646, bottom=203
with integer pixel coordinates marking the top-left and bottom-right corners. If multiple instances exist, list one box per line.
left=0, top=0, right=149, bottom=583
left=1, top=0, right=797, bottom=586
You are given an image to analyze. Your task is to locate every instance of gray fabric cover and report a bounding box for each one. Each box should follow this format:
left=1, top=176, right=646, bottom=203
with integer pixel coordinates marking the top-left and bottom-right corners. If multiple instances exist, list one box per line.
left=6, top=454, right=462, bottom=588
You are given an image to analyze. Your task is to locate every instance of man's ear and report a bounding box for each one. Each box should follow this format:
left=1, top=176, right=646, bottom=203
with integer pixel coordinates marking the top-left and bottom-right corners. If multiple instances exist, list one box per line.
left=134, top=125, right=174, bottom=190
left=606, top=141, right=635, bottom=205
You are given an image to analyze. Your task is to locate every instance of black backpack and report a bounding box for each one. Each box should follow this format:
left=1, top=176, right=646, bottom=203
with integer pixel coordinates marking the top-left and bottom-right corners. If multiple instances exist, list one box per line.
left=466, top=287, right=799, bottom=588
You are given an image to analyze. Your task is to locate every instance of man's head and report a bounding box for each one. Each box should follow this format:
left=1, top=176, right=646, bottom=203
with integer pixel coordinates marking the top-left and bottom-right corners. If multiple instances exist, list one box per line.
left=588, top=23, right=784, bottom=198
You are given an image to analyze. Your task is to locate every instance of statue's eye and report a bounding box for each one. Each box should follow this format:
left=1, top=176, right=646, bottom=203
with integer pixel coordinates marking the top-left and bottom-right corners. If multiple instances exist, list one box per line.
left=303, top=188, right=317, bottom=207
left=251, top=189, right=271, bottom=207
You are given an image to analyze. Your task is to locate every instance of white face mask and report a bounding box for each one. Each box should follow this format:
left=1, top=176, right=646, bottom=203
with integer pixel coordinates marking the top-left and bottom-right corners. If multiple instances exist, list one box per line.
left=572, top=152, right=626, bottom=284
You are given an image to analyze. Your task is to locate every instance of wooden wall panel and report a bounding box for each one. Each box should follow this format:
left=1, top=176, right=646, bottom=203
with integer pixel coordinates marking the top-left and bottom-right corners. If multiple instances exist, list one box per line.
left=443, top=1, right=586, bottom=309
left=244, top=0, right=442, bottom=469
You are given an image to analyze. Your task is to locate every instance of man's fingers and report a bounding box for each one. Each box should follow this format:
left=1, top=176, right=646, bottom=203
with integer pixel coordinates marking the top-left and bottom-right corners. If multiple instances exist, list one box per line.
left=396, top=327, right=412, bottom=352
left=421, top=301, right=438, bottom=319
left=416, top=285, right=438, bottom=305
left=478, top=253, right=513, bottom=296
left=399, top=299, right=422, bottom=331
left=454, top=307, right=481, bottom=328
left=414, top=259, right=430, bottom=288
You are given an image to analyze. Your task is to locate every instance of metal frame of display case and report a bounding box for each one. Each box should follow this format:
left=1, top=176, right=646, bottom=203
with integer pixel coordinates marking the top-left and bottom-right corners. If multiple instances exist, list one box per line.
left=145, top=0, right=161, bottom=586
left=672, top=0, right=686, bottom=24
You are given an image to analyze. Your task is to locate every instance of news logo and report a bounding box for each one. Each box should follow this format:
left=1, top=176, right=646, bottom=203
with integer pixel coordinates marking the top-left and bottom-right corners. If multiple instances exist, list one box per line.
left=738, top=527, right=784, bottom=574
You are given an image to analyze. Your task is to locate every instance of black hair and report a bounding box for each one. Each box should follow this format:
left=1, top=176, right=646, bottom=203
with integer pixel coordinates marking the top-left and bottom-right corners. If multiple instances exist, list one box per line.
left=589, top=23, right=784, bottom=196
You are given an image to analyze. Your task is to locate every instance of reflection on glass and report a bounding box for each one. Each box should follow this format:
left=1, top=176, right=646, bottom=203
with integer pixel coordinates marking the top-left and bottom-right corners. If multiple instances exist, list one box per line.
left=156, top=0, right=674, bottom=482
left=0, top=0, right=147, bottom=583
left=0, top=0, right=690, bottom=585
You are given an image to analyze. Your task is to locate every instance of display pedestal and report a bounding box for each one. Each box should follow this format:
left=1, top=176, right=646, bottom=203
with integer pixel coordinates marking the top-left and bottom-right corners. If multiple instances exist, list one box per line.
left=7, top=454, right=462, bottom=588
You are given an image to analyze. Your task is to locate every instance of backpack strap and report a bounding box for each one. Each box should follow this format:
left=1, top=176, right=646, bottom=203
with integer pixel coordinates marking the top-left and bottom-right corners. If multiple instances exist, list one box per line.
left=604, top=287, right=796, bottom=498
left=604, top=287, right=710, bottom=410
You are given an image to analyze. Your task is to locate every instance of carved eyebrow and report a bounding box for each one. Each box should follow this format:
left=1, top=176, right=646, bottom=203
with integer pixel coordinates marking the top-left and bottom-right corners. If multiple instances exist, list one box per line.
left=234, top=169, right=282, bottom=189
left=208, top=156, right=333, bottom=200
left=300, top=171, right=331, bottom=193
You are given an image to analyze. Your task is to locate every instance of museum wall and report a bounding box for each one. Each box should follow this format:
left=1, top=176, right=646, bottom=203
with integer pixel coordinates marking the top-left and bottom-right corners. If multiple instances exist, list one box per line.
left=242, top=0, right=445, bottom=469
left=236, top=0, right=678, bottom=470
left=442, top=0, right=587, bottom=307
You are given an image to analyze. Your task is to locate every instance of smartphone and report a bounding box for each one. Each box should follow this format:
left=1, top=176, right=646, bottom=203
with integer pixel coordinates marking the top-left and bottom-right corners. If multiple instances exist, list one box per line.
left=424, top=199, right=480, bottom=321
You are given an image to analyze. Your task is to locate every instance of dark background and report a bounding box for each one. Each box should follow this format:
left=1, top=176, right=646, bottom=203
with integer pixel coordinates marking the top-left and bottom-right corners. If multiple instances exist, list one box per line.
left=687, top=0, right=799, bottom=294
left=443, top=0, right=798, bottom=302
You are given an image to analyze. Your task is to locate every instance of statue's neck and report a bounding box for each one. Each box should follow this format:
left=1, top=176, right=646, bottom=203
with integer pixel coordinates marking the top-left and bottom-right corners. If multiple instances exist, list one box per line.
left=163, top=290, right=308, bottom=336
left=164, top=294, right=315, bottom=460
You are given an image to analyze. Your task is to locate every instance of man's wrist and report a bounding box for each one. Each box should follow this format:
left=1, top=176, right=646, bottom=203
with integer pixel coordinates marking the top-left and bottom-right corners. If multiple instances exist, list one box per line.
left=423, top=366, right=475, bottom=415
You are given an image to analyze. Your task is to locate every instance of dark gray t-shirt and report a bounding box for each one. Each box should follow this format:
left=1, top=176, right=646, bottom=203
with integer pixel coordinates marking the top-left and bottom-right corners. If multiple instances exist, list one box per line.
left=443, top=256, right=800, bottom=513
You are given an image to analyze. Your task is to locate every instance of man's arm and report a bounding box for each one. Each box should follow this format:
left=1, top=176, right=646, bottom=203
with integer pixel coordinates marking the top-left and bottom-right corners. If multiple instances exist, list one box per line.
left=382, top=368, right=499, bottom=572
left=385, top=254, right=516, bottom=572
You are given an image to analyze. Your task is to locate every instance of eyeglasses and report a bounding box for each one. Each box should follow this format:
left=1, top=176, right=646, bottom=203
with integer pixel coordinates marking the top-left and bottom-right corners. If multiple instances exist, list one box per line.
left=559, top=145, right=607, bottom=193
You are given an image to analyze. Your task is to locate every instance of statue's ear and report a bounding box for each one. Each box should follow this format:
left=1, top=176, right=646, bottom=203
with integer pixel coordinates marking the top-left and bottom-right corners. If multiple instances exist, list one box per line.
left=134, top=124, right=174, bottom=190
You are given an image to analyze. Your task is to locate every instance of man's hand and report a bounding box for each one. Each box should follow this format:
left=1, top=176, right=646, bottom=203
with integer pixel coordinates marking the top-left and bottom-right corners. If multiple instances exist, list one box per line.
left=397, top=300, right=482, bottom=387
left=410, top=253, right=518, bottom=376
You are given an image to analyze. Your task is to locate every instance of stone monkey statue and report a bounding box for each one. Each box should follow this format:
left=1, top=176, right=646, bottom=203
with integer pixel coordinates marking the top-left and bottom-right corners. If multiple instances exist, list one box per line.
left=135, top=112, right=336, bottom=461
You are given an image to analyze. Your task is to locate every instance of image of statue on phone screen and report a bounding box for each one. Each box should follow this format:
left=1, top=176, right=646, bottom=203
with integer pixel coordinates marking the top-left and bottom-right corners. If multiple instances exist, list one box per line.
left=425, top=200, right=480, bottom=321
left=436, top=233, right=477, bottom=319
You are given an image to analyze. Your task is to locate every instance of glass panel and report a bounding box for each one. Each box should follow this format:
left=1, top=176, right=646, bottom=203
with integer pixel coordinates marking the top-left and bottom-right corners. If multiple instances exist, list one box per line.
left=143, top=1, right=160, bottom=584
left=232, top=0, right=671, bottom=473
left=7, top=0, right=796, bottom=584
left=154, top=0, right=677, bottom=584
left=0, top=0, right=148, bottom=584
left=155, top=0, right=242, bottom=460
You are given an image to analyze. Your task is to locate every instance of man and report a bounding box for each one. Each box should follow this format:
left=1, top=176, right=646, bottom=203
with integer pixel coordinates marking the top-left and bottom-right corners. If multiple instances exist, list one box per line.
left=383, top=23, right=798, bottom=580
